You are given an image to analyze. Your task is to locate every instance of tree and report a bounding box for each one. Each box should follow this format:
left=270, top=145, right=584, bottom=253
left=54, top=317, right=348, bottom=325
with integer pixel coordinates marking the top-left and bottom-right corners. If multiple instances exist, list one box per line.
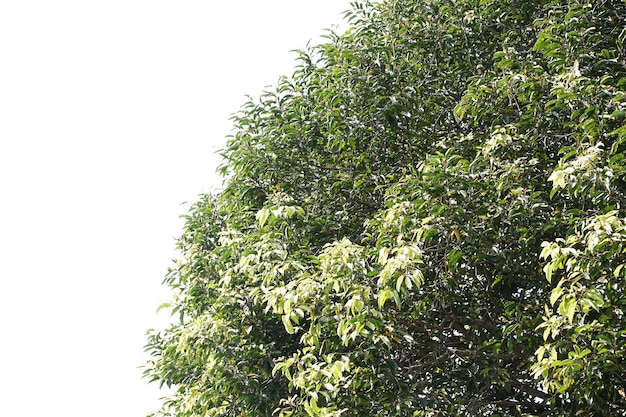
left=144, top=0, right=626, bottom=415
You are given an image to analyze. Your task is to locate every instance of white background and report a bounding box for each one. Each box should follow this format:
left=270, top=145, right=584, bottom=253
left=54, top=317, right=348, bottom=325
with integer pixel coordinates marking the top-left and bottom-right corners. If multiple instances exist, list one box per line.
left=0, top=1, right=352, bottom=415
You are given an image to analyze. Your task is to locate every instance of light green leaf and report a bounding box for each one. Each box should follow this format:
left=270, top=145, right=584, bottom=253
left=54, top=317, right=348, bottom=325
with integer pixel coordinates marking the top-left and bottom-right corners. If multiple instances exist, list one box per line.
left=536, top=345, right=546, bottom=361
left=550, top=287, right=564, bottom=306
left=256, top=207, right=270, bottom=228
left=282, top=314, right=295, bottom=334
left=559, top=296, right=578, bottom=323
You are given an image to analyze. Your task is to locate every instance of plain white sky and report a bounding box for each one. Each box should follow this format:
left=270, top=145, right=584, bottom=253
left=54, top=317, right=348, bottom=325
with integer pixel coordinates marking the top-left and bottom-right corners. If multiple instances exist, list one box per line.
left=0, top=1, right=352, bottom=415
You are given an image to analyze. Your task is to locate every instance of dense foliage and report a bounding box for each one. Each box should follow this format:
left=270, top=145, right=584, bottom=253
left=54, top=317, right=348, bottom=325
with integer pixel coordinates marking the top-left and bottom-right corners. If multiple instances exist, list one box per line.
left=144, top=0, right=626, bottom=415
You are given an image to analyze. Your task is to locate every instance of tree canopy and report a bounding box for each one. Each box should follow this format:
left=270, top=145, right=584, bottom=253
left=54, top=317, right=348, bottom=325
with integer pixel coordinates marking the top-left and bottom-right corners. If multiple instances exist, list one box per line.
left=144, top=0, right=626, bottom=415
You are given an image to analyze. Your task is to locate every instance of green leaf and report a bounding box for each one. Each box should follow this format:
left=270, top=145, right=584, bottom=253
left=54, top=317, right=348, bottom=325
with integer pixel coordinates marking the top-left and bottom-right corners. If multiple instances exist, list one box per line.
left=390, top=289, right=401, bottom=308
left=256, top=207, right=270, bottom=228
left=282, top=314, right=295, bottom=334
left=536, top=345, right=547, bottom=361
left=583, top=290, right=604, bottom=311
left=377, top=289, right=390, bottom=309
left=447, top=249, right=463, bottom=270
left=559, top=296, right=578, bottom=324
left=156, top=302, right=171, bottom=313
left=550, top=287, right=565, bottom=306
